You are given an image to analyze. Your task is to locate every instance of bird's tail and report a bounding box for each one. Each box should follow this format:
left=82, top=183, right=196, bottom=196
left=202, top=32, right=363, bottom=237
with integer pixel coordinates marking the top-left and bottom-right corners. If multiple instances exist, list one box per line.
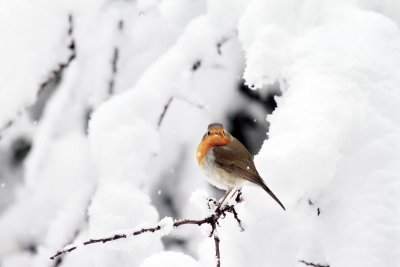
left=258, top=181, right=286, bottom=210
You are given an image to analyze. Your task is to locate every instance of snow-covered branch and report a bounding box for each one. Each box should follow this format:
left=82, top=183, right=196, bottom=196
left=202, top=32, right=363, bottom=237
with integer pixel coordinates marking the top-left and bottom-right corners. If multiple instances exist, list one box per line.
left=50, top=194, right=244, bottom=267
left=38, top=13, right=76, bottom=94
left=0, top=13, right=76, bottom=137
left=107, top=19, right=124, bottom=95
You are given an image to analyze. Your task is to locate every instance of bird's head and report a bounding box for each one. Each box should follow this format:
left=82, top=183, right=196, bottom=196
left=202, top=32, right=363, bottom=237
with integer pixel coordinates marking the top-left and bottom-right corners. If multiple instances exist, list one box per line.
left=196, top=123, right=231, bottom=165
left=203, top=123, right=231, bottom=142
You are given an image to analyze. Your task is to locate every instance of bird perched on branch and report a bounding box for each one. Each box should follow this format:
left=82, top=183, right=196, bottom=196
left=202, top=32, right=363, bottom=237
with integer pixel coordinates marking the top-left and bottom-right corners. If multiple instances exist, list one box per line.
left=196, top=123, right=285, bottom=210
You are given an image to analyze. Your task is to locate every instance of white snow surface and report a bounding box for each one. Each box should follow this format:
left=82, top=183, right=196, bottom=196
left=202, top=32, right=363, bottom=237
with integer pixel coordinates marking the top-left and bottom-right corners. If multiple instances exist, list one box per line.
left=140, top=251, right=200, bottom=267
left=158, top=216, right=175, bottom=236
left=0, top=0, right=399, bottom=267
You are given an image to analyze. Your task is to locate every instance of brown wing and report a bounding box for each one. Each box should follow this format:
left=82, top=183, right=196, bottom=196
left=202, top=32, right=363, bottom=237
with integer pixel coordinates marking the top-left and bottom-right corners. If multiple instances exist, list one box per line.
left=213, top=138, right=260, bottom=183
left=213, top=138, right=285, bottom=210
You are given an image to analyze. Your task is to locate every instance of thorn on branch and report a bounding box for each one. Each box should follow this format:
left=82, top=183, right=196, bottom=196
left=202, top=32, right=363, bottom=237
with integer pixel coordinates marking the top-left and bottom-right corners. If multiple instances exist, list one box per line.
left=298, top=259, right=330, bottom=267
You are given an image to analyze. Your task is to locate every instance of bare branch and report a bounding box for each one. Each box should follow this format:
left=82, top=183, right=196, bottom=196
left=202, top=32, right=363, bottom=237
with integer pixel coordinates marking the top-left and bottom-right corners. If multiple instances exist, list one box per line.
left=108, top=19, right=124, bottom=95
left=39, top=13, right=76, bottom=94
left=299, top=260, right=330, bottom=267
left=50, top=198, right=244, bottom=267
left=174, top=96, right=205, bottom=110
left=0, top=120, right=13, bottom=139
left=50, top=226, right=161, bottom=260
left=157, top=97, right=174, bottom=129
left=216, top=37, right=230, bottom=55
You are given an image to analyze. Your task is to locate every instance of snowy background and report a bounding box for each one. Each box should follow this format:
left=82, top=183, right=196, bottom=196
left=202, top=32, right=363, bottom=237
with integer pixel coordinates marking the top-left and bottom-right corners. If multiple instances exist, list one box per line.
left=0, top=0, right=400, bottom=266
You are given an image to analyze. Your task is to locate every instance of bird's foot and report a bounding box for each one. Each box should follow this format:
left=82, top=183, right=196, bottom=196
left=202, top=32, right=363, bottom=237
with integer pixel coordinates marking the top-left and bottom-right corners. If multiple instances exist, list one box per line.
left=207, top=198, right=218, bottom=210
left=235, top=189, right=244, bottom=203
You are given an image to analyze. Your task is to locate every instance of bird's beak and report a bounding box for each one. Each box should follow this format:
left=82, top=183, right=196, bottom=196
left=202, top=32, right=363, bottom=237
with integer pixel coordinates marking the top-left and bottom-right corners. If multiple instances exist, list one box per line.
left=215, top=131, right=225, bottom=137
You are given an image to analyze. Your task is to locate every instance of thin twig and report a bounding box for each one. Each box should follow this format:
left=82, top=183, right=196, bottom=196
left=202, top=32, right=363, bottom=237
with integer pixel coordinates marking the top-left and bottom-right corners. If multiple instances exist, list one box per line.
left=0, top=120, right=13, bottom=139
left=50, top=226, right=161, bottom=260
left=108, top=19, right=124, bottom=95
left=157, top=97, right=173, bottom=128
left=39, top=14, right=76, bottom=94
left=298, top=260, right=330, bottom=267
left=216, top=37, right=230, bottom=55
left=174, top=96, right=205, bottom=110
left=52, top=191, right=95, bottom=267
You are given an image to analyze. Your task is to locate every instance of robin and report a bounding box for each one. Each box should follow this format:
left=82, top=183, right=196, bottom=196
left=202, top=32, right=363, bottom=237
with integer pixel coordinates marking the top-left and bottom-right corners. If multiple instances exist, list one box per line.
left=196, top=123, right=285, bottom=210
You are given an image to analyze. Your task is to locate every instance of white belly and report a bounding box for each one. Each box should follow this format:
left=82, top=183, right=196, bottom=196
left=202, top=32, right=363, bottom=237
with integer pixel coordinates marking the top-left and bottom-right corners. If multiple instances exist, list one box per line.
left=201, top=148, right=245, bottom=191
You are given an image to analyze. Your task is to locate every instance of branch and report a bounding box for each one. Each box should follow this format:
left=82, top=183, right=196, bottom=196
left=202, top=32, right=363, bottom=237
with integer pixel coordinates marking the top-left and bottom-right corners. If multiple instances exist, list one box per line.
left=50, top=225, right=161, bottom=260
left=157, top=97, right=174, bottom=129
left=299, top=260, right=330, bottom=267
left=38, top=13, right=76, bottom=94
left=108, top=19, right=124, bottom=95
left=0, top=120, right=13, bottom=140
left=51, top=189, right=98, bottom=267
left=50, top=194, right=245, bottom=267
left=175, top=95, right=205, bottom=110
left=216, top=37, right=230, bottom=55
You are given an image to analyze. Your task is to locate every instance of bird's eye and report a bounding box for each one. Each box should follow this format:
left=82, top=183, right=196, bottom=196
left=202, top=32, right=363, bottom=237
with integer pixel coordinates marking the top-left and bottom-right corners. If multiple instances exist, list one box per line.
left=207, top=131, right=210, bottom=135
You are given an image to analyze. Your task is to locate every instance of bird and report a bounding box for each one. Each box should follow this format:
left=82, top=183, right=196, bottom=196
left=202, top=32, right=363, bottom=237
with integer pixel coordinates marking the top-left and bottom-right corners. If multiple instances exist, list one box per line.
left=196, top=123, right=285, bottom=210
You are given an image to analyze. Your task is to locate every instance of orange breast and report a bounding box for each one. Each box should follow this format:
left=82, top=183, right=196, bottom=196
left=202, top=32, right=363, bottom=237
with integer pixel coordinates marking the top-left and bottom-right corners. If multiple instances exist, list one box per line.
left=196, top=134, right=231, bottom=166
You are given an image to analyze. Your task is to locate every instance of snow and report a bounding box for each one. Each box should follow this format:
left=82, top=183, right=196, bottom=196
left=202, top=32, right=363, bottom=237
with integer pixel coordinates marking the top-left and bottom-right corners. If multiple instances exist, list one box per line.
left=0, top=131, right=94, bottom=255
left=0, top=0, right=399, bottom=266
left=220, top=1, right=400, bottom=267
left=140, top=251, right=200, bottom=267
left=158, top=217, right=174, bottom=236
left=190, top=189, right=214, bottom=215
